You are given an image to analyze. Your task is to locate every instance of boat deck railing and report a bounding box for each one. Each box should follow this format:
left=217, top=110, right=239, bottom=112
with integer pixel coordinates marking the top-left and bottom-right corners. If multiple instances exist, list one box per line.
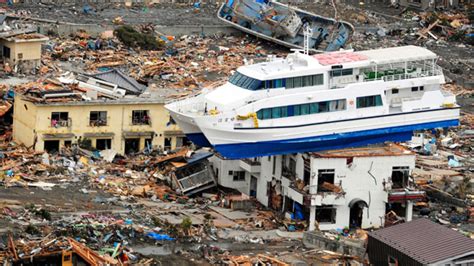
left=363, top=65, right=443, bottom=83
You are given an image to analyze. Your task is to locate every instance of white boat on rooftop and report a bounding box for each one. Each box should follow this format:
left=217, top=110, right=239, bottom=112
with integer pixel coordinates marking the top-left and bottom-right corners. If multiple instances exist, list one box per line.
left=166, top=45, right=459, bottom=159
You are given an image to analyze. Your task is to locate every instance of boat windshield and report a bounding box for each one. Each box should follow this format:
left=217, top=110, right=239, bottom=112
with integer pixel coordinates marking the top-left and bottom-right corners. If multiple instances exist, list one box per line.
left=229, top=71, right=263, bottom=90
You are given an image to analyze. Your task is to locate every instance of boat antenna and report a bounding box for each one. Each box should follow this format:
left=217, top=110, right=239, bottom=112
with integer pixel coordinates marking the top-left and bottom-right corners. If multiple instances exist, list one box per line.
left=303, top=26, right=312, bottom=55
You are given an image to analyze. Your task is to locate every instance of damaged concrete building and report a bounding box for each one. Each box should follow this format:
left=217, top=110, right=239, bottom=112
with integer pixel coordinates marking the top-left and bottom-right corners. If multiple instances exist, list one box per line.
left=210, top=144, right=425, bottom=231
left=12, top=82, right=186, bottom=154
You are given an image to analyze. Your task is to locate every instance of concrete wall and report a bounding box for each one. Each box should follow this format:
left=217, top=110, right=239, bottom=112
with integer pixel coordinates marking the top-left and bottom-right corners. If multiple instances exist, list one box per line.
left=310, top=154, right=415, bottom=230
left=12, top=97, right=38, bottom=148
left=12, top=96, right=182, bottom=154
left=208, top=155, right=250, bottom=194
left=0, top=38, right=45, bottom=72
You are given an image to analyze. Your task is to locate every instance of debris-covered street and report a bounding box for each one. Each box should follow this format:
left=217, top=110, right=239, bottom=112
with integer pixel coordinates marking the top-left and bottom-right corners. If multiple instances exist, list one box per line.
left=0, top=0, right=473, bottom=265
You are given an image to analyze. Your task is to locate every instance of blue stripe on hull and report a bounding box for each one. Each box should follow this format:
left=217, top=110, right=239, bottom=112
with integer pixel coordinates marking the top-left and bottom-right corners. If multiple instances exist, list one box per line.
left=214, top=119, right=459, bottom=159
left=186, top=133, right=212, bottom=147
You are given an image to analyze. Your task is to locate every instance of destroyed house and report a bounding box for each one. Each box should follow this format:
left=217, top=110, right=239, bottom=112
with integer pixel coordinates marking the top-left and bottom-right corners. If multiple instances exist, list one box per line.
left=90, top=69, right=147, bottom=95
left=210, top=144, right=424, bottom=231
left=367, top=218, right=474, bottom=265
left=169, top=149, right=216, bottom=195
left=0, top=33, right=48, bottom=73
left=12, top=87, right=185, bottom=155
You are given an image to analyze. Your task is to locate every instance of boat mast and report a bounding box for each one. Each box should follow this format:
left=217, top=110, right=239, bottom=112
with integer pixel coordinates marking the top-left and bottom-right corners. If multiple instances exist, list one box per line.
left=303, top=26, right=312, bottom=55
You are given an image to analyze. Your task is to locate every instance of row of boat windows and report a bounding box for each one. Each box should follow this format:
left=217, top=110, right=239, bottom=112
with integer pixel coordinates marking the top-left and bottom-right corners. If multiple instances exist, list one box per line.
left=229, top=72, right=324, bottom=90
left=256, top=95, right=383, bottom=120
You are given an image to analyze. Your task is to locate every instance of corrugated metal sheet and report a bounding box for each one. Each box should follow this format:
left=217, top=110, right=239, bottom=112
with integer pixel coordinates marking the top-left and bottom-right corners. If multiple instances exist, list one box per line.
left=92, top=69, right=146, bottom=95
left=368, top=218, right=474, bottom=264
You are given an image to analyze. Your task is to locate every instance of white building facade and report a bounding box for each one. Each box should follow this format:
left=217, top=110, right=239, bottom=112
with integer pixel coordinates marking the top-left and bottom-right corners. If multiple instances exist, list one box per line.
left=209, top=144, right=424, bottom=231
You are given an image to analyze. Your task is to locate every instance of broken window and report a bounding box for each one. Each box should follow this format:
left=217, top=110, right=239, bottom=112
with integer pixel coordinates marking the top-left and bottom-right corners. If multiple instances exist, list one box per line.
left=145, top=138, right=153, bottom=150
left=132, top=110, right=151, bottom=125
left=51, top=112, right=69, bottom=127
left=3, top=46, right=10, bottom=59
left=272, top=157, right=276, bottom=175
left=391, top=166, right=410, bottom=189
left=318, top=169, right=335, bottom=192
left=316, top=206, right=336, bottom=223
left=96, top=139, right=111, bottom=150
left=44, top=140, right=60, bottom=153
left=289, top=158, right=296, bottom=176
left=233, top=171, right=246, bottom=181
left=164, top=137, right=172, bottom=150
left=89, top=111, right=107, bottom=126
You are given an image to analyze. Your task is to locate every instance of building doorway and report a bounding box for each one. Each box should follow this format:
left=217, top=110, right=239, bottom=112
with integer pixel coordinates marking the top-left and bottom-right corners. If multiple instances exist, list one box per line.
left=124, top=138, right=140, bottom=154
left=349, top=199, right=367, bottom=228
left=250, top=175, right=258, bottom=197
left=44, top=140, right=60, bottom=153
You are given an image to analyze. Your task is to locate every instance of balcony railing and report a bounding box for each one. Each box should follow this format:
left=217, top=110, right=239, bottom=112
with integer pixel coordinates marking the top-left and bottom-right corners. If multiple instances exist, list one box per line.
left=132, top=118, right=151, bottom=126
left=89, top=120, right=107, bottom=127
left=50, top=118, right=71, bottom=128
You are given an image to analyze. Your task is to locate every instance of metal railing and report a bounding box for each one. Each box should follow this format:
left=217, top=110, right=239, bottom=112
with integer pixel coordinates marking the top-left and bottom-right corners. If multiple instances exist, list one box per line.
left=50, top=118, right=71, bottom=128
left=89, top=120, right=107, bottom=127
left=363, top=66, right=443, bottom=83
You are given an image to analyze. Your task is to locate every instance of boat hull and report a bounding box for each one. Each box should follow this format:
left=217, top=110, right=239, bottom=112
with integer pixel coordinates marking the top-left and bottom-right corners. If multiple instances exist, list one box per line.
left=213, top=119, right=459, bottom=159
left=217, top=2, right=354, bottom=52
left=195, top=107, right=460, bottom=158
left=166, top=102, right=212, bottom=147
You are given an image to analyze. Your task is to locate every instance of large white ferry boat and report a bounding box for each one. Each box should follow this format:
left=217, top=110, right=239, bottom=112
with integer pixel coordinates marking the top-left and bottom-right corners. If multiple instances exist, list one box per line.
left=166, top=45, right=459, bottom=159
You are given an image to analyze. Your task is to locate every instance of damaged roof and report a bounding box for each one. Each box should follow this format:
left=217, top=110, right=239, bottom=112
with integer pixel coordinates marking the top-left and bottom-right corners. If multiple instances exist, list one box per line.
left=91, top=69, right=146, bottom=95
left=368, top=218, right=474, bottom=264
left=311, top=143, right=413, bottom=158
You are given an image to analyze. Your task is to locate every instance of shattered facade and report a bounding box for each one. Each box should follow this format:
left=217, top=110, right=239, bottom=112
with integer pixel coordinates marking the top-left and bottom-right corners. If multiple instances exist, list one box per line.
left=210, top=144, right=424, bottom=231
left=0, top=34, right=48, bottom=73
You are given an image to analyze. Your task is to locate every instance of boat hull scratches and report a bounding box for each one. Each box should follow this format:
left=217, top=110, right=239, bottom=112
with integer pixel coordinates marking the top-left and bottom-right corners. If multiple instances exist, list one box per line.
left=213, top=119, right=459, bottom=159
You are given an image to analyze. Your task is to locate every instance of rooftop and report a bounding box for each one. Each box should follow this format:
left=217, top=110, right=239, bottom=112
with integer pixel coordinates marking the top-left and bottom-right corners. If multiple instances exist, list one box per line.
left=369, top=218, right=474, bottom=264
left=311, top=143, right=413, bottom=158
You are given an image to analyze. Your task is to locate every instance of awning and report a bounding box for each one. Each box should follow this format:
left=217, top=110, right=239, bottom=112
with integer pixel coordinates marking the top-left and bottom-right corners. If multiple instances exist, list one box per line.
left=83, top=132, right=115, bottom=138
left=122, top=131, right=154, bottom=138
left=348, top=198, right=368, bottom=208
left=42, top=133, right=75, bottom=140
left=164, top=130, right=185, bottom=137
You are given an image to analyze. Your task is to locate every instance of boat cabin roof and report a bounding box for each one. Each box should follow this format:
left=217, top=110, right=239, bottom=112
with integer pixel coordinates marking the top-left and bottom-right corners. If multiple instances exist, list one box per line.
left=237, top=45, right=438, bottom=80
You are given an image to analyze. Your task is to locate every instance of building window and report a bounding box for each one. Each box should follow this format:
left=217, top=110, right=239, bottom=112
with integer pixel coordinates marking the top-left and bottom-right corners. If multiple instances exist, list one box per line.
left=286, top=74, right=324, bottom=89
left=391, top=166, right=410, bottom=189
left=232, top=171, right=246, bottom=181
left=330, top=68, right=353, bottom=77
left=3, top=46, right=10, bottom=59
left=272, top=157, right=276, bottom=175
left=17, top=53, right=23, bottom=60
left=318, top=169, right=335, bottom=192
left=96, top=139, right=112, bottom=150
left=89, top=111, right=107, bottom=126
left=51, top=112, right=69, bottom=127
left=392, top=89, right=399, bottom=94
left=132, top=110, right=151, bottom=125
left=356, top=95, right=383, bottom=108
left=316, top=206, right=336, bottom=223
left=411, top=86, right=424, bottom=92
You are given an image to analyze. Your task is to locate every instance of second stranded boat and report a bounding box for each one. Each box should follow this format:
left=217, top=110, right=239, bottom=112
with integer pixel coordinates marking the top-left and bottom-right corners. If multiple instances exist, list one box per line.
left=217, top=0, right=354, bottom=52
left=166, top=46, right=460, bottom=159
